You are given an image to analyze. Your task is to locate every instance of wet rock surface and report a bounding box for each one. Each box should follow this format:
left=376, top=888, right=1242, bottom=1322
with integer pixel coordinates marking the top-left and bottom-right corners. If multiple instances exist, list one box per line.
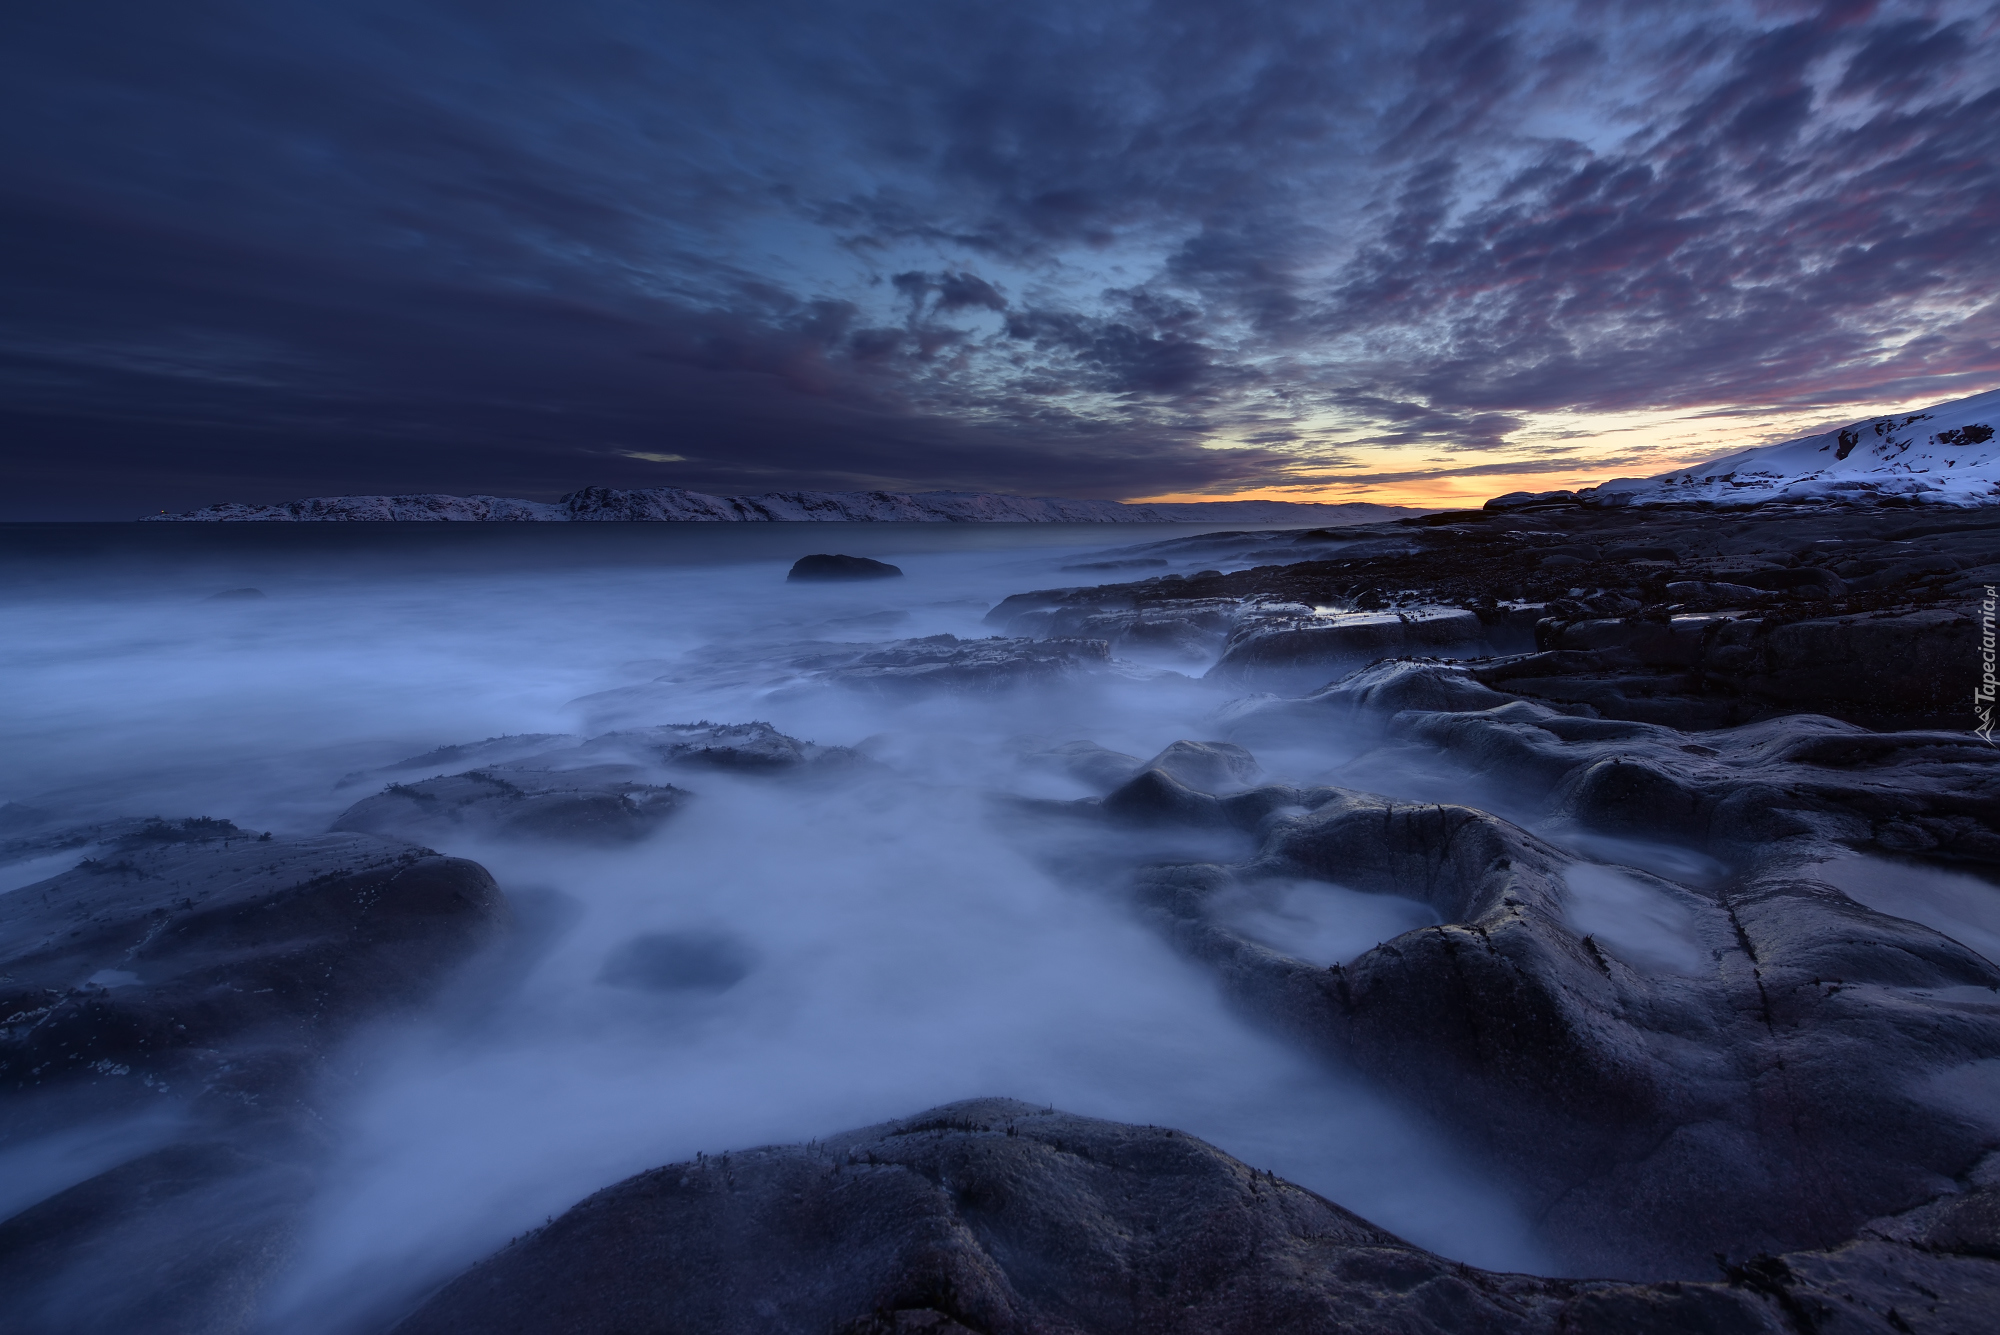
left=395, top=1098, right=2000, bottom=1335
left=1118, top=775, right=2000, bottom=1277
left=576, top=636, right=1159, bottom=721
left=0, top=817, right=507, bottom=1334
left=9, top=499, right=2000, bottom=1334
left=0, top=820, right=504, bottom=1096
left=789, top=554, right=905, bottom=582
left=333, top=767, right=688, bottom=844
left=988, top=503, right=2000, bottom=729
left=330, top=721, right=873, bottom=842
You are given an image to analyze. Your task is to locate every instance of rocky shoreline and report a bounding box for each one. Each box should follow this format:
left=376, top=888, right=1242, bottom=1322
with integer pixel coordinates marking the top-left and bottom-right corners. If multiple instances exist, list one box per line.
left=3, top=498, right=1997, bottom=1333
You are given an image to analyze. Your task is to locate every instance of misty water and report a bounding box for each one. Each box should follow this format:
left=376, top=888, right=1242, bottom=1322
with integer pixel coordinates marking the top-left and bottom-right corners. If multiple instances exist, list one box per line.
left=1, top=522, right=1558, bottom=1330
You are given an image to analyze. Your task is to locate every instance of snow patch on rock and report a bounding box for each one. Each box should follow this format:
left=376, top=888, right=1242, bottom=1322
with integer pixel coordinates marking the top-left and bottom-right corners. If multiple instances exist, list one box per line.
left=1588, top=386, right=2000, bottom=508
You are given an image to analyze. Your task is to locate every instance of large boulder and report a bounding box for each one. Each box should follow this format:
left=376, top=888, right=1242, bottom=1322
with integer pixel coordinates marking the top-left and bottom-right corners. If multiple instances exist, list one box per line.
left=393, top=1099, right=2000, bottom=1335
left=0, top=821, right=505, bottom=1097
left=1128, top=783, right=2000, bottom=1278
left=0, top=819, right=507, bottom=1335
left=788, top=554, right=904, bottom=582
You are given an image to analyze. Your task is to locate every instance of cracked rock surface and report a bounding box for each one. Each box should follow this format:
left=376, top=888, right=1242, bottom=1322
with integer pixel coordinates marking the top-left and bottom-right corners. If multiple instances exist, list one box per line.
left=0, top=816, right=507, bottom=1335
left=395, top=1098, right=2000, bottom=1335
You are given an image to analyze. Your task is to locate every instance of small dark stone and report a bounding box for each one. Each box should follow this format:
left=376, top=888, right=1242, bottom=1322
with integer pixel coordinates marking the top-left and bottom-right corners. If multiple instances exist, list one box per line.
left=600, top=931, right=755, bottom=993
left=787, top=554, right=904, bottom=582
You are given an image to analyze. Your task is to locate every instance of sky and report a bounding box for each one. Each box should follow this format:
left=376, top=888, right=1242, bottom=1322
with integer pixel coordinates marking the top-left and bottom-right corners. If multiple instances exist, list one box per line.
left=2, top=0, right=1998, bottom=517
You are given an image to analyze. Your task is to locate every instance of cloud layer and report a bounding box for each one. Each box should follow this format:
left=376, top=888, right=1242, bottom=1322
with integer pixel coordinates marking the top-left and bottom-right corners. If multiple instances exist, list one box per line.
left=2, top=0, right=1996, bottom=514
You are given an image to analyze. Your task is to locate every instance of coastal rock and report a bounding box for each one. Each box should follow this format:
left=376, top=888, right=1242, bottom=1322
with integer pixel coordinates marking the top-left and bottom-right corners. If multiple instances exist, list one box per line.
left=1017, top=740, right=1145, bottom=792
left=332, top=768, right=688, bottom=844
left=1514, top=607, right=1977, bottom=729
left=330, top=724, right=866, bottom=843
left=393, top=1099, right=2000, bottom=1335
left=574, top=638, right=1151, bottom=723
left=788, top=554, right=904, bottom=582
left=0, top=820, right=507, bottom=1333
left=1122, top=774, right=2000, bottom=1278
left=346, top=722, right=862, bottom=788
left=811, top=635, right=1122, bottom=695
left=0, top=821, right=505, bottom=1097
left=988, top=596, right=1244, bottom=663
left=1223, top=659, right=2000, bottom=862
left=1207, top=608, right=1485, bottom=685
left=1137, top=740, right=1260, bottom=792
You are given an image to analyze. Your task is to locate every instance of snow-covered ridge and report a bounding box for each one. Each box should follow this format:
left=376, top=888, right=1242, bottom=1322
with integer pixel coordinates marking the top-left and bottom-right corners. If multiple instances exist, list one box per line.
left=143, top=486, right=1412, bottom=524
left=1583, top=387, right=2000, bottom=508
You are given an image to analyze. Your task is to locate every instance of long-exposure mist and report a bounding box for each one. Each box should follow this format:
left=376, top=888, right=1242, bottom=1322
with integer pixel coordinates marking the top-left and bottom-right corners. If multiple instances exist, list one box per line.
left=7, top=0, right=2000, bottom=1330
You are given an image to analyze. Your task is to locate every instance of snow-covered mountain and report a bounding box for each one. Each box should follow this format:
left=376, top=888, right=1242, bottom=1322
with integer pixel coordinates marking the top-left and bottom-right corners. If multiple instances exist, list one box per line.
left=143, top=486, right=1413, bottom=524
left=1586, top=387, right=2000, bottom=508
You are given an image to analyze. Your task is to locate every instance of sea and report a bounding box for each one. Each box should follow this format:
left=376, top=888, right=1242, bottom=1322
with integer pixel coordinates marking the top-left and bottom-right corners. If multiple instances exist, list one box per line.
left=0, top=521, right=1554, bottom=1330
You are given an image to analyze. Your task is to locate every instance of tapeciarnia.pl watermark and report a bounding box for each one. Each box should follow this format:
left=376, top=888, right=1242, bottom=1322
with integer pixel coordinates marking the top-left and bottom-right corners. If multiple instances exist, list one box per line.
left=1979, top=584, right=1997, bottom=745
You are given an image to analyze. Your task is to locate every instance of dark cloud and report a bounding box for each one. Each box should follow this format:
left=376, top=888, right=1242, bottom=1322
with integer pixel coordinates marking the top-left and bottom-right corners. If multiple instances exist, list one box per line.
left=0, top=0, right=1996, bottom=515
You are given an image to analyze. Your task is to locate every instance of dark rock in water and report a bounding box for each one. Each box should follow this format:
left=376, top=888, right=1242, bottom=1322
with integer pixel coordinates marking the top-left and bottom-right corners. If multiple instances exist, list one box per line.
left=989, top=594, right=1243, bottom=663
left=573, top=640, right=1156, bottom=722
left=600, top=931, right=754, bottom=993
left=788, top=553, right=904, bottom=582
left=1663, top=579, right=1777, bottom=606
left=345, top=722, right=865, bottom=793
left=804, top=635, right=1121, bottom=695
left=0, top=1138, right=316, bottom=1335
left=583, top=721, right=861, bottom=773
left=984, top=501, right=2000, bottom=727
left=338, top=733, right=582, bottom=787
left=202, top=588, right=265, bottom=601
left=1018, top=740, right=1144, bottom=792
left=1207, top=608, right=1485, bottom=685
left=332, top=767, right=687, bottom=844
left=0, top=822, right=507, bottom=1334
left=1138, top=739, right=1259, bottom=792
left=1125, top=694, right=2000, bottom=1278
left=393, top=1098, right=2000, bottom=1335
left=0, top=824, right=505, bottom=1097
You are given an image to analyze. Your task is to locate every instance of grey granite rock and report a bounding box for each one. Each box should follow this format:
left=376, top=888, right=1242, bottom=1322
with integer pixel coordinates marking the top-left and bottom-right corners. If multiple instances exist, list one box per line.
left=392, top=1099, right=2000, bottom=1335
left=0, top=820, right=507, bottom=1335
left=0, top=822, right=504, bottom=1096
left=332, top=767, right=687, bottom=844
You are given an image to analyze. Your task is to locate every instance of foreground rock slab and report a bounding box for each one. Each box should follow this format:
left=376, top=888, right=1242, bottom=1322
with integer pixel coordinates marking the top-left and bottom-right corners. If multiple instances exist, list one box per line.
left=395, top=1098, right=2000, bottom=1335
left=0, top=818, right=507, bottom=1335
left=0, top=821, right=503, bottom=1097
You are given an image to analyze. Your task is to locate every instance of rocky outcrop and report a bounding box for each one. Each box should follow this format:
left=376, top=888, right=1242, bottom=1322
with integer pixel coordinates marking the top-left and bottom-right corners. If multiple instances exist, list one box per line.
left=986, top=500, right=2000, bottom=730
left=1222, top=659, right=2000, bottom=864
left=343, top=722, right=863, bottom=788
left=1122, top=780, right=1999, bottom=1277
left=393, top=1099, right=2000, bottom=1335
left=1207, top=608, right=1486, bottom=685
left=989, top=595, right=1245, bottom=664
left=576, top=638, right=1154, bottom=724
left=789, top=554, right=904, bottom=581
left=332, top=768, right=688, bottom=844
left=330, top=723, right=869, bottom=842
left=0, top=820, right=504, bottom=1098
left=0, top=818, right=508, bottom=1335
